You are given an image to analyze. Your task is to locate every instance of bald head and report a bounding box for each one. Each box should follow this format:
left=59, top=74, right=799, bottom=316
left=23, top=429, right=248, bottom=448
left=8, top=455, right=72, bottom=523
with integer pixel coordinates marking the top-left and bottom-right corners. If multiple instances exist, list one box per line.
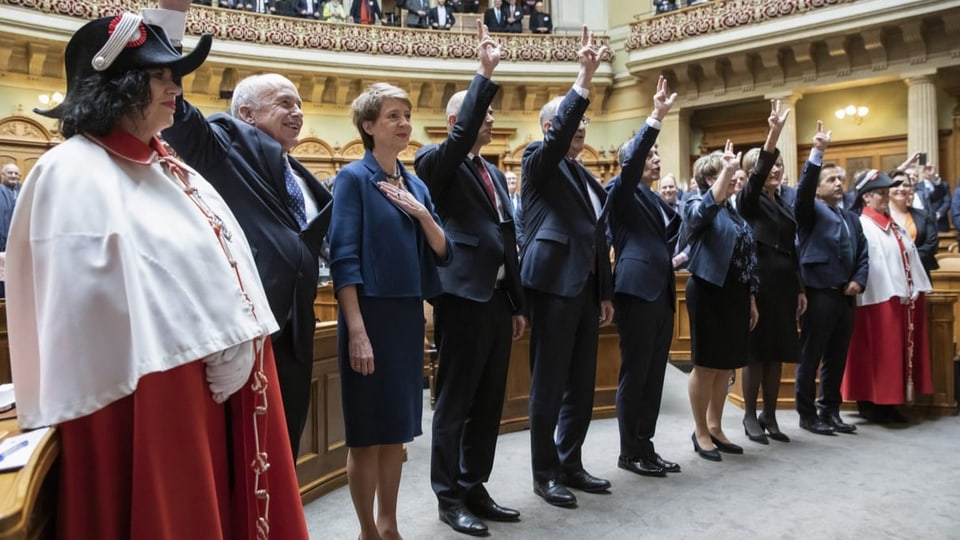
left=1, top=163, right=20, bottom=188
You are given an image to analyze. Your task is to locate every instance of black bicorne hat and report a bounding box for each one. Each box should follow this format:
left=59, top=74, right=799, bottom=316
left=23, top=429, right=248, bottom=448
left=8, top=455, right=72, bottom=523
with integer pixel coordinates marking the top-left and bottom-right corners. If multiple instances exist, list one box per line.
left=35, top=13, right=212, bottom=118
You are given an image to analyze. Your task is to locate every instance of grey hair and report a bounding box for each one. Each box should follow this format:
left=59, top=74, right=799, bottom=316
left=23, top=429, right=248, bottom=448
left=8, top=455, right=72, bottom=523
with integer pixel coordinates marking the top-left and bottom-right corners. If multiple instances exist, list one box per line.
left=230, top=73, right=293, bottom=118
left=538, top=96, right=563, bottom=131
left=445, top=90, right=468, bottom=133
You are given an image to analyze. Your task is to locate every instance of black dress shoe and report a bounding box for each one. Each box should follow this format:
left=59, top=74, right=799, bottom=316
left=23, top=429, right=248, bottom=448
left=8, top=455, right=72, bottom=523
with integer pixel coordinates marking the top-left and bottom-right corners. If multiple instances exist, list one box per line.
left=819, top=412, right=857, bottom=433
left=799, top=416, right=836, bottom=435
left=649, top=453, right=681, bottom=473
left=757, top=414, right=791, bottom=443
left=885, top=405, right=909, bottom=424
left=743, top=418, right=769, bottom=445
left=465, top=494, right=520, bottom=522
left=439, top=506, right=488, bottom=536
left=560, top=469, right=611, bottom=493
left=691, top=433, right=721, bottom=462
left=857, top=401, right=890, bottom=424
left=533, top=479, right=577, bottom=507
left=617, top=456, right=666, bottom=477
left=709, top=434, right=744, bottom=454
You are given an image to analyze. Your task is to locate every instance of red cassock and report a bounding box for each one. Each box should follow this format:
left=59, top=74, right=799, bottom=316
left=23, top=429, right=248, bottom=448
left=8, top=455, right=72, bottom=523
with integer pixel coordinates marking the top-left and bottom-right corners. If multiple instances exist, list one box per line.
left=56, top=340, right=309, bottom=540
left=842, top=294, right=933, bottom=405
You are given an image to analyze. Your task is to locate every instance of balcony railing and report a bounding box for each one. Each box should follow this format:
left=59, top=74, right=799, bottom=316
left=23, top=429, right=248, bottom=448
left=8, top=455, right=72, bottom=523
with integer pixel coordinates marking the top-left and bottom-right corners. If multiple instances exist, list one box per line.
left=0, top=0, right=613, bottom=63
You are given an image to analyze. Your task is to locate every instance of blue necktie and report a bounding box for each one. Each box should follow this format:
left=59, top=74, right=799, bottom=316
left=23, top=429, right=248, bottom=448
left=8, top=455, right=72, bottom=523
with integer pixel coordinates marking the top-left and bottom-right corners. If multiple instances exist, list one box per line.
left=284, top=161, right=308, bottom=230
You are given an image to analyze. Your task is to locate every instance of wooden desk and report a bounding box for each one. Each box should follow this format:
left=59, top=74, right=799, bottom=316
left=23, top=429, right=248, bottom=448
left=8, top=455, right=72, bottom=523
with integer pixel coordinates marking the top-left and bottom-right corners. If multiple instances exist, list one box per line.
left=0, top=420, right=58, bottom=540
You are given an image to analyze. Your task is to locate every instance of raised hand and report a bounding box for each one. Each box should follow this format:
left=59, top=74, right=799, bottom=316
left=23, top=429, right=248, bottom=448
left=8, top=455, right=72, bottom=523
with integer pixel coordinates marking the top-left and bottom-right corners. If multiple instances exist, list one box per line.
left=651, top=75, right=678, bottom=122
left=812, top=120, right=832, bottom=151
left=721, top=139, right=741, bottom=171
left=477, top=20, right=501, bottom=77
left=577, top=26, right=606, bottom=76
left=768, top=98, right=790, bottom=133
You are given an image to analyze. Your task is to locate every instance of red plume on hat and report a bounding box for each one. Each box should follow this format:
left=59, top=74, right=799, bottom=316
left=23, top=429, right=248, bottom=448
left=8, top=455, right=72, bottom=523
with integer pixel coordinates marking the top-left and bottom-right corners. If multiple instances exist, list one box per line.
left=35, top=13, right=212, bottom=119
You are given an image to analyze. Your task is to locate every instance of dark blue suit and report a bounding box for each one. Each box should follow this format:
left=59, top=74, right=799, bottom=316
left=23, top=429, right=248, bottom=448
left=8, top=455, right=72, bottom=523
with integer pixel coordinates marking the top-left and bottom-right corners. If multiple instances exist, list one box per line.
left=414, top=74, right=524, bottom=510
left=794, top=159, right=868, bottom=420
left=605, top=120, right=680, bottom=460
left=521, top=88, right=612, bottom=483
left=164, top=99, right=332, bottom=457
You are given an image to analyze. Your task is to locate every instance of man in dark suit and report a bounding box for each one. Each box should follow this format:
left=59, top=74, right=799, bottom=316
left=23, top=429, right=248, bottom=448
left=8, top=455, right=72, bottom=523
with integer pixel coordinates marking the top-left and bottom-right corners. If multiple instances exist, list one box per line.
left=605, top=76, right=681, bottom=479
left=919, top=165, right=950, bottom=231
left=528, top=1, right=551, bottom=33
left=157, top=8, right=332, bottom=458
left=795, top=123, right=868, bottom=436
left=428, top=0, right=456, bottom=30
left=521, top=27, right=613, bottom=508
left=483, top=0, right=505, bottom=32
left=405, top=0, right=429, bottom=28
left=415, top=24, right=526, bottom=537
left=502, top=0, right=523, bottom=32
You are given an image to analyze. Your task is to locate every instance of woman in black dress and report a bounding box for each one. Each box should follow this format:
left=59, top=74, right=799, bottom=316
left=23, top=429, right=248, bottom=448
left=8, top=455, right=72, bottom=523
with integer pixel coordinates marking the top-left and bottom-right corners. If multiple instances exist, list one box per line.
left=683, top=140, right=759, bottom=462
left=330, top=82, right=451, bottom=540
left=736, top=100, right=804, bottom=444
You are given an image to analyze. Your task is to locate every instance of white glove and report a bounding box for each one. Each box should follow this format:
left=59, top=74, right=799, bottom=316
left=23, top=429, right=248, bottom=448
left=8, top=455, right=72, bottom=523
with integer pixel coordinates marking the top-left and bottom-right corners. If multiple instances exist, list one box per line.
left=203, top=341, right=255, bottom=403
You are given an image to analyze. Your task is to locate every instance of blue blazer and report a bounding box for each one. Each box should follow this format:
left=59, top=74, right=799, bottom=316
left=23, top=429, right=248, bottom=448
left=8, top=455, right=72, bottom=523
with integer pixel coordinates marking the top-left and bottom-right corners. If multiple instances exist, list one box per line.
left=520, top=89, right=612, bottom=300
left=683, top=189, right=746, bottom=288
left=795, top=160, right=869, bottom=290
left=605, top=121, right=680, bottom=303
left=329, top=151, right=452, bottom=300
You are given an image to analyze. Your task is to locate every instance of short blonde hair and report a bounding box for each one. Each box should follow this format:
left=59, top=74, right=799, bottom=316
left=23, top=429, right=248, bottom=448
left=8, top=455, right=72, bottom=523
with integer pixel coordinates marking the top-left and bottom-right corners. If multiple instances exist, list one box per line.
left=351, top=83, right=413, bottom=151
left=692, top=151, right=723, bottom=193
left=740, top=147, right=783, bottom=177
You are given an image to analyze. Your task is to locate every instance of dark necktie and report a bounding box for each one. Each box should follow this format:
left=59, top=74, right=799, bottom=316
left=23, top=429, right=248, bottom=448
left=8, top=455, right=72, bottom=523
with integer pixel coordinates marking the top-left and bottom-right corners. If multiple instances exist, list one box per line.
left=284, top=160, right=308, bottom=230
left=567, top=157, right=596, bottom=218
left=639, top=188, right=664, bottom=233
left=472, top=156, right=497, bottom=209
left=834, top=206, right=854, bottom=270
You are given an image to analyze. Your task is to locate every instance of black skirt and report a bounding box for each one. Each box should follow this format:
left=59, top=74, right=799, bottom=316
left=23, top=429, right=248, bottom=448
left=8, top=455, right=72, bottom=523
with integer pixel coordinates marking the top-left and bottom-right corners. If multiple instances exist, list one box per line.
left=686, top=274, right=751, bottom=369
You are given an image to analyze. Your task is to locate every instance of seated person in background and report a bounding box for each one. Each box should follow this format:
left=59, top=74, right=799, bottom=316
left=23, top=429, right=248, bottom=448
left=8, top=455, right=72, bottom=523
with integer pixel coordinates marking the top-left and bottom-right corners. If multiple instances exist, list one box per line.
left=298, top=0, right=324, bottom=18
left=503, top=0, right=523, bottom=33
left=529, top=1, right=551, bottom=33
left=430, top=0, right=456, bottom=30
left=324, top=0, right=348, bottom=21
left=406, top=0, right=430, bottom=28
left=920, top=164, right=950, bottom=232
left=351, top=0, right=382, bottom=24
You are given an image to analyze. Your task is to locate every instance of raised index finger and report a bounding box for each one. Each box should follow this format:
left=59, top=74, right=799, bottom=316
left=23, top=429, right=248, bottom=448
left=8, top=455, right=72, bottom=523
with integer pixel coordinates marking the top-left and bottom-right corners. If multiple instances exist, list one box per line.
left=581, top=25, right=590, bottom=47
left=476, top=19, right=486, bottom=41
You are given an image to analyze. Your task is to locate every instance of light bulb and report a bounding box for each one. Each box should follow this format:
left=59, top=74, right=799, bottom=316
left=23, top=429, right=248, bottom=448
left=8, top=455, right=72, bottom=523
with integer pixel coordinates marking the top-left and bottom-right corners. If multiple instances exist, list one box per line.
left=857, top=106, right=868, bottom=117
left=835, top=109, right=845, bottom=119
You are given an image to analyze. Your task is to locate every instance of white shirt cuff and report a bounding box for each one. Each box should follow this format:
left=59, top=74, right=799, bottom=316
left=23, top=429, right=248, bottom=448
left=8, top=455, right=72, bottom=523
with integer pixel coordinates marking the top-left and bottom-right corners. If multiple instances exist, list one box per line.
left=141, top=8, right=187, bottom=46
left=808, top=148, right=825, bottom=167
left=646, top=117, right=662, bottom=130
left=572, top=84, right=590, bottom=99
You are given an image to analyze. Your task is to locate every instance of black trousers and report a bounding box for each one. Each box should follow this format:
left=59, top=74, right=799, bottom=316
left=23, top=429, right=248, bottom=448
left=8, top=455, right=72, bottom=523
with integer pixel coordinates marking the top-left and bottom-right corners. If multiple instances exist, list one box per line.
left=796, top=287, right=855, bottom=418
left=527, top=279, right=600, bottom=483
left=431, top=291, right=514, bottom=509
left=272, top=323, right=312, bottom=459
left=613, top=291, right=674, bottom=459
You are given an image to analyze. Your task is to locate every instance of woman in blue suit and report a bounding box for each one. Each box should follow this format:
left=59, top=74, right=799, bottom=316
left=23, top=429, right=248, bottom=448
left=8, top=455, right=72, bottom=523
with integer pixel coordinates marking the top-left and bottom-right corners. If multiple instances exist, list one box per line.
left=330, top=82, right=451, bottom=540
left=684, top=140, right=759, bottom=462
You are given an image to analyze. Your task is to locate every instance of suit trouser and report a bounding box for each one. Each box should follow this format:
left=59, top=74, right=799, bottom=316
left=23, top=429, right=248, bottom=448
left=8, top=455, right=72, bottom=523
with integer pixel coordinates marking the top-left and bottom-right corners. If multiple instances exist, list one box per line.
left=613, top=291, right=674, bottom=459
left=431, top=291, right=514, bottom=509
left=796, top=287, right=855, bottom=418
left=272, top=323, right=311, bottom=458
left=527, top=278, right=600, bottom=483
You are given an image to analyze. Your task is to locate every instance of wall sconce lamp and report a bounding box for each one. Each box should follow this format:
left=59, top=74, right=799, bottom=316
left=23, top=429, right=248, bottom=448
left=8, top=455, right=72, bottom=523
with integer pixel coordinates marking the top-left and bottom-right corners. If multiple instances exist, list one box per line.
left=38, top=92, right=64, bottom=107
left=835, top=105, right=869, bottom=125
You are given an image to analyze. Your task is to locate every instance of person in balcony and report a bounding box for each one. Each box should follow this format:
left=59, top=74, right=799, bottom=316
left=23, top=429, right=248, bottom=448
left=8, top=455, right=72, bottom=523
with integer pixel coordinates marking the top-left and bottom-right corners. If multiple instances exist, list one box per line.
left=324, top=0, right=349, bottom=21
left=330, top=82, right=452, bottom=540
left=735, top=100, right=804, bottom=445
left=683, top=141, right=759, bottom=462
left=406, top=0, right=429, bottom=28
left=351, top=0, right=382, bottom=24
left=7, top=11, right=308, bottom=539
left=503, top=0, right=524, bottom=33
left=529, top=1, right=552, bottom=34
left=429, top=0, right=456, bottom=30
left=843, top=169, right=933, bottom=424
left=298, top=0, right=324, bottom=19
left=484, top=0, right=506, bottom=32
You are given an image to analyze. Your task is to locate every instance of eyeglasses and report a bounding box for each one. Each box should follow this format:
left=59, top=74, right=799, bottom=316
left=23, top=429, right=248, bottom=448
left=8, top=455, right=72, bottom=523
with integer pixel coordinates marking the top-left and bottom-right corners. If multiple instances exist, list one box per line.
left=579, top=117, right=591, bottom=127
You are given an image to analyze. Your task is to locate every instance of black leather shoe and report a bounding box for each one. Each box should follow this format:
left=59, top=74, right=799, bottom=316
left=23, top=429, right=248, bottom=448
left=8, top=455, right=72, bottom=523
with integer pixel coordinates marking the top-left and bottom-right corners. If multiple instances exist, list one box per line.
left=857, top=401, right=890, bottom=424
left=617, top=455, right=666, bottom=477
left=439, top=506, right=488, bottom=536
left=465, top=494, right=520, bottom=522
left=819, top=412, right=857, bottom=433
left=650, top=453, right=681, bottom=473
left=885, top=405, right=909, bottom=424
left=533, top=479, right=577, bottom=507
left=757, top=414, right=791, bottom=443
left=799, top=416, right=836, bottom=435
left=560, top=469, right=611, bottom=493
left=743, top=418, right=769, bottom=444
left=691, top=433, right=721, bottom=462
left=709, top=434, right=744, bottom=454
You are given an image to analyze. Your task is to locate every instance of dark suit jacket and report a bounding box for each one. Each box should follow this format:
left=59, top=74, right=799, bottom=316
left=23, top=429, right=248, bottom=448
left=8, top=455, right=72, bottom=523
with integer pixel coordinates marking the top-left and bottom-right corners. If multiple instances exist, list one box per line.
left=405, top=0, right=429, bottom=28
left=907, top=206, right=939, bottom=273
left=779, top=183, right=797, bottom=209
left=520, top=89, right=612, bottom=301
left=502, top=3, right=523, bottom=32
left=329, top=151, right=452, bottom=299
left=795, top=160, right=869, bottom=290
left=414, top=75, right=523, bottom=313
left=163, top=100, right=333, bottom=364
left=529, top=11, right=552, bottom=33
left=919, top=179, right=950, bottom=231
left=483, top=7, right=504, bottom=31
left=350, top=0, right=382, bottom=23
left=428, top=6, right=456, bottom=29
left=683, top=189, right=747, bottom=287
left=605, top=121, right=679, bottom=303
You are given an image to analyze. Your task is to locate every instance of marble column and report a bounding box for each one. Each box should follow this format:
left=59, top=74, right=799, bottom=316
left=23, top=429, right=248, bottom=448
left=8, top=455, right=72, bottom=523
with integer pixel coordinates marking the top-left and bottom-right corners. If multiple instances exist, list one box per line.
left=553, top=0, right=607, bottom=34
left=661, top=107, right=692, bottom=186
left=904, top=72, right=939, bottom=167
left=764, top=92, right=801, bottom=185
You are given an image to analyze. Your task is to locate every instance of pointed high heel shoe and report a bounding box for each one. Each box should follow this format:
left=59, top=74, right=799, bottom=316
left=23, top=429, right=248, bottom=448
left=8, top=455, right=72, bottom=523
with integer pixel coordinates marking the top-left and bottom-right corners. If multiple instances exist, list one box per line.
left=743, top=418, right=769, bottom=444
left=691, top=433, right=721, bottom=462
left=709, top=434, right=744, bottom=454
left=758, top=414, right=791, bottom=443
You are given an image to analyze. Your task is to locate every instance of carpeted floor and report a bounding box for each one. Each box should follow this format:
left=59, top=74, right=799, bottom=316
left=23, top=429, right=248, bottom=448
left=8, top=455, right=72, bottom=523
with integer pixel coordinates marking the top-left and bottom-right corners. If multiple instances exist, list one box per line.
left=304, top=365, right=960, bottom=539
